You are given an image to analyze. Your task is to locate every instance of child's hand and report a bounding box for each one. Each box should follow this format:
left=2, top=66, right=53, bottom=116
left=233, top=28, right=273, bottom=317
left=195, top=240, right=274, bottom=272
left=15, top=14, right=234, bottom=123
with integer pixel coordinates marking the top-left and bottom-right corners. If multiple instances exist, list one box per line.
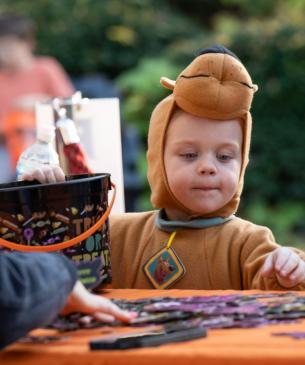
left=20, top=166, right=65, bottom=184
left=60, top=281, right=137, bottom=323
left=261, top=247, right=305, bottom=288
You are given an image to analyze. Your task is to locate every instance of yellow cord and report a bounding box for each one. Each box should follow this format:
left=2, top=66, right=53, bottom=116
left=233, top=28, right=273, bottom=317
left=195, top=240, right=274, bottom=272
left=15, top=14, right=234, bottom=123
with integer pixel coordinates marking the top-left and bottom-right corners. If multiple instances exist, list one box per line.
left=166, top=231, right=177, bottom=250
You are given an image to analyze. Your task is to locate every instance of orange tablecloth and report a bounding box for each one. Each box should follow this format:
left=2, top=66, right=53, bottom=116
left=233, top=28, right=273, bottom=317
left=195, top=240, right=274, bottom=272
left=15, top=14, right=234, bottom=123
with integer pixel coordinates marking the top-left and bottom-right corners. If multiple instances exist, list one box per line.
left=2, top=289, right=305, bottom=365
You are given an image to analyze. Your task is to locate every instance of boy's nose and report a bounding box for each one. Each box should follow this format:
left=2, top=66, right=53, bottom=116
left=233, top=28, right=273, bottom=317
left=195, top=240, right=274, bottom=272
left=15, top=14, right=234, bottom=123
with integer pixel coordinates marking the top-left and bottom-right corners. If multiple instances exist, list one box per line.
left=197, top=157, right=217, bottom=175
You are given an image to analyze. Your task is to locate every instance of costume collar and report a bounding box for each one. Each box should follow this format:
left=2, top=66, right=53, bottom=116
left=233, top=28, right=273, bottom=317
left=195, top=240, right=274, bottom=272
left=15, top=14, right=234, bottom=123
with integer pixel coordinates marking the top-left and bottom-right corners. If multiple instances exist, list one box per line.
left=156, top=209, right=235, bottom=232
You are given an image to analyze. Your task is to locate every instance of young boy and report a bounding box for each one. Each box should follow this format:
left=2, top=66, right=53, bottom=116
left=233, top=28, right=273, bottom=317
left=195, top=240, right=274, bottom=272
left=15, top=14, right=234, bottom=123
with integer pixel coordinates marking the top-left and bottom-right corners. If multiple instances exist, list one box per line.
left=109, top=45, right=305, bottom=290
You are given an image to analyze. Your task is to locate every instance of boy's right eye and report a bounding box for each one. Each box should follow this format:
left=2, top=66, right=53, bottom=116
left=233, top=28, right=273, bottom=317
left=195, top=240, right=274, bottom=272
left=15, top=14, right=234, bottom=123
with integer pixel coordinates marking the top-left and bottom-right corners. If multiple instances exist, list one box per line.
left=180, top=152, right=197, bottom=160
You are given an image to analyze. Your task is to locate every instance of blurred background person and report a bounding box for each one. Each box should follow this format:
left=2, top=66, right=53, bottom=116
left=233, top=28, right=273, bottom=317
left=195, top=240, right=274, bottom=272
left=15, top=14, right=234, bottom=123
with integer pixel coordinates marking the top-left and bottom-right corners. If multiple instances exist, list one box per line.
left=0, top=13, right=74, bottom=183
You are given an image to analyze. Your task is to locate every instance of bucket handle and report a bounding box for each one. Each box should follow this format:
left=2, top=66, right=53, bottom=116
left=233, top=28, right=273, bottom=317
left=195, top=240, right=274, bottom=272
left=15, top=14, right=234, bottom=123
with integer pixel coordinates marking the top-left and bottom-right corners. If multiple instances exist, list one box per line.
left=0, top=182, right=116, bottom=252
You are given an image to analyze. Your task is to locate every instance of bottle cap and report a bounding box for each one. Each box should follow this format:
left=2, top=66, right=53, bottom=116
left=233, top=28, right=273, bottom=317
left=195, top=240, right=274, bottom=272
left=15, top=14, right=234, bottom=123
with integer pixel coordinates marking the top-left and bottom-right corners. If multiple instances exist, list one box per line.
left=37, top=125, right=56, bottom=143
left=58, top=107, right=67, bottom=119
left=56, top=108, right=80, bottom=145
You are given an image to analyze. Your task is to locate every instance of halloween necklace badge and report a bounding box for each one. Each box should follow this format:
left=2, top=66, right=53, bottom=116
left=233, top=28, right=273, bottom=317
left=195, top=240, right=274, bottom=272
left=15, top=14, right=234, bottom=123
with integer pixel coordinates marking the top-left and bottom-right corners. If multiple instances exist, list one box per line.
left=143, top=231, right=186, bottom=289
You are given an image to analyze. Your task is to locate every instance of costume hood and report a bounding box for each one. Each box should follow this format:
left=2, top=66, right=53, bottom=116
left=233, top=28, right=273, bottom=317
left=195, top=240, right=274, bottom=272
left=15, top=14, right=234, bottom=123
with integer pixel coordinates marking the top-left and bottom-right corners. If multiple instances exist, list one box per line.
left=147, top=45, right=258, bottom=217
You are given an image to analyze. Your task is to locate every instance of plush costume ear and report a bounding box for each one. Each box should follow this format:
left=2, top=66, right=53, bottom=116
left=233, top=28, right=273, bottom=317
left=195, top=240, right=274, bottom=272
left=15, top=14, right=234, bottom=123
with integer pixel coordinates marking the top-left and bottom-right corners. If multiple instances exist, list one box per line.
left=160, top=77, right=176, bottom=90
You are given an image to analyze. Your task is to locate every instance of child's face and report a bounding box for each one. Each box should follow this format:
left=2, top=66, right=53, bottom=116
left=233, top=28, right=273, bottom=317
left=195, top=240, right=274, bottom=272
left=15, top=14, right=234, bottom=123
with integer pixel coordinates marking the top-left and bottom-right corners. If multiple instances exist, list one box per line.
left=164, top=111, right=242, bottom=219
left=0, top=36, right=32, bottom=70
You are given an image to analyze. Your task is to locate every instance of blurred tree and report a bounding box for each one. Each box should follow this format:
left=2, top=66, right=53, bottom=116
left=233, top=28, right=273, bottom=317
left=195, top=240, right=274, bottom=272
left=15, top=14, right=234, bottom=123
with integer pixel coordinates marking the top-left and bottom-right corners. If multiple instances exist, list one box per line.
left=0, top=0, right=204, bottom=77
left=117, top=58, right=181, bottom=136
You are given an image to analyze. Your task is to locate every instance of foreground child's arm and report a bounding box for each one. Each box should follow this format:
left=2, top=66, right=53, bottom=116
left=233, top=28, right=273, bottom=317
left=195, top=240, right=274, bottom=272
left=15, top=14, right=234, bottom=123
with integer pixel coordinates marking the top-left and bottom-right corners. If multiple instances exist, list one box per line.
left=261, top=247, right=305, bottom=288
left=60, top=281, right=135, bottom=322
left=0, top=252, right=135, bottom=349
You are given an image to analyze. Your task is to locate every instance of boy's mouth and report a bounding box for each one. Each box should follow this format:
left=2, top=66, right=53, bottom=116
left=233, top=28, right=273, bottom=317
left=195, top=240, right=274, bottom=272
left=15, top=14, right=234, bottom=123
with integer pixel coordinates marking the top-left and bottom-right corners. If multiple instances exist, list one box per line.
left=192, top=186, right=218, bottom=191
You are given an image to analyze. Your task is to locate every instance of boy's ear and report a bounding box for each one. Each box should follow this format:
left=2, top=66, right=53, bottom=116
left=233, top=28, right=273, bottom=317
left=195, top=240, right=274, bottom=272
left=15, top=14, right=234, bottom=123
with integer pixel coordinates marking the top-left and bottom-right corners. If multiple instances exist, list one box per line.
left=160, top=77, right=175, bottom=90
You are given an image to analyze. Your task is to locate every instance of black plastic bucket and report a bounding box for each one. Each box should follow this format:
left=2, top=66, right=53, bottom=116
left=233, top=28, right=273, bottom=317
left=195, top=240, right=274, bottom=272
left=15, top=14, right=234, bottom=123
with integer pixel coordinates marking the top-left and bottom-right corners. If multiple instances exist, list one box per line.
left=0, top=173, right=113, bottom=290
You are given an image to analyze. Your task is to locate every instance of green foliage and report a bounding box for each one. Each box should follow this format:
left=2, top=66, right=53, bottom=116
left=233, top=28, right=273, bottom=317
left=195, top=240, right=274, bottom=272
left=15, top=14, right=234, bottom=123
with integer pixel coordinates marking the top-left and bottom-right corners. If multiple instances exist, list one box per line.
left=241, top=200, right=305, bottom=249
left=220, top=0, right=280, bottom=17
left=117, top=58, right=181, bottom=136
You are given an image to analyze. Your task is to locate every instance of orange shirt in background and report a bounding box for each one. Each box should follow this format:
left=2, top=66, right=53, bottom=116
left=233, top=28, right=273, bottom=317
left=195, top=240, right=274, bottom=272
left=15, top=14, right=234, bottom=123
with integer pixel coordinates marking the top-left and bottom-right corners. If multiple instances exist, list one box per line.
left=0, top=56, right=74, bottom=176
left=0, top=56, right=74, bottom=127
